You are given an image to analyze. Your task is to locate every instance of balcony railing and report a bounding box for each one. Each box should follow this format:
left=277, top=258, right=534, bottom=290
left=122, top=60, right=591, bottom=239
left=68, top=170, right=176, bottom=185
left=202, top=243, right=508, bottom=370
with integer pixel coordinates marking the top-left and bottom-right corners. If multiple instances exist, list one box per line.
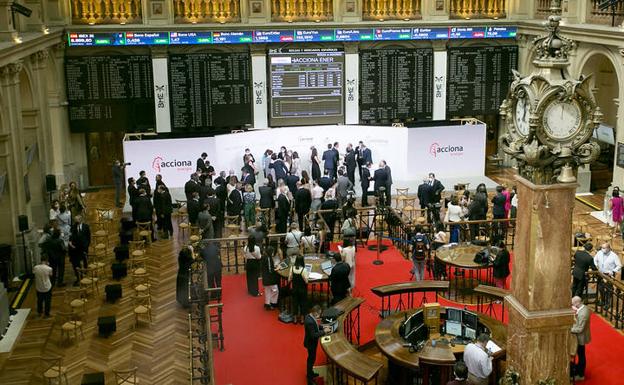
left=71, top=0, right=143, bottom=25
left=449, top=0, right=506, bottom=19
left=534, top=0, right=551, bottom=19
left=174, top=0, right=241, bottom=23
left=271, top=0, right=334, bottom=22
left=586, top=0, right=624, bottom=26
left=362, top=0, right=422, bottom=21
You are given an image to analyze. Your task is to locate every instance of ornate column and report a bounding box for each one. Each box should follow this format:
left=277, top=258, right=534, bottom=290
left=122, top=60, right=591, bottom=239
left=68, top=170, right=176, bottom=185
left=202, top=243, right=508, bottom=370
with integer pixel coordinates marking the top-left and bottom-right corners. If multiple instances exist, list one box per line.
left=47, top=43, right=71, bottom=185
left=0, top=61, right=28, bottom=244
left=30, top=49, right=53, bottom=169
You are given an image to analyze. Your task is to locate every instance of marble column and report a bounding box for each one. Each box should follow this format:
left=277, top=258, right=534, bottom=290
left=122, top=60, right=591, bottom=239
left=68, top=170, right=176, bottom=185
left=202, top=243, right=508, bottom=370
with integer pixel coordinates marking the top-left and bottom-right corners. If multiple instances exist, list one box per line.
left=505, top=176, right=576, bottom=384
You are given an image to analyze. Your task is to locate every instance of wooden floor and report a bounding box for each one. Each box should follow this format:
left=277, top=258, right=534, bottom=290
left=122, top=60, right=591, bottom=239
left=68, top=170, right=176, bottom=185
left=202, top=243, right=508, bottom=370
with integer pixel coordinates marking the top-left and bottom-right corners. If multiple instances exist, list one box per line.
left=0, top=167, right=621, bottom=385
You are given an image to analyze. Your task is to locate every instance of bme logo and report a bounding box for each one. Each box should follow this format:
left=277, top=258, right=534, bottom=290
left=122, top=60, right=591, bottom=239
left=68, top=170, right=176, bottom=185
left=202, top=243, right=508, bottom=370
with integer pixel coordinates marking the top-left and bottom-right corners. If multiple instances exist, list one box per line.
left=429, top=143, right=464, bottom=158
left=152, top=156, right=192, bottom=173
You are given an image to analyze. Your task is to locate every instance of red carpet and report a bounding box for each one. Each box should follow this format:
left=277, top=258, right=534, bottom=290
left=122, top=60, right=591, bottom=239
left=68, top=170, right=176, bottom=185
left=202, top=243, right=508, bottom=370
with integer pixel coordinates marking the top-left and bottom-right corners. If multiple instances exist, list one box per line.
left=213, top=242, right=623, bottom=385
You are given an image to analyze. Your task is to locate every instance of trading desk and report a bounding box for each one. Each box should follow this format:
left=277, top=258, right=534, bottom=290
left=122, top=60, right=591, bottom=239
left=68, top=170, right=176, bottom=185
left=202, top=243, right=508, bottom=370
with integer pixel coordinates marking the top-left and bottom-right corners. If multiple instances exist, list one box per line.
left=375, top=308, right=506, bottom=385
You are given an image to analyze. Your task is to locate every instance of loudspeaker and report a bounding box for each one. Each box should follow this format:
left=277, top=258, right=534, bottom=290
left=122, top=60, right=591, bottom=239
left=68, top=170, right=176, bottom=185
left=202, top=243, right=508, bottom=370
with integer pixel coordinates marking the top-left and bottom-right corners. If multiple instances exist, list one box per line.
left=17, top=215, right=28, bottom=232
left=45, top=174, right=56, bottom=192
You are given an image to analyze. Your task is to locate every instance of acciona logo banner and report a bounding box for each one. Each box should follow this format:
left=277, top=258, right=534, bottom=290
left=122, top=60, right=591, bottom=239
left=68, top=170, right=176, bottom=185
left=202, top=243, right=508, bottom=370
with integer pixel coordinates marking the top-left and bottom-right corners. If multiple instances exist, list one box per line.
left=429, top=143, right=465, bottom=158
left=407, top=124, right=485, bottom=178
left=123, top=137, right=216, bottom=188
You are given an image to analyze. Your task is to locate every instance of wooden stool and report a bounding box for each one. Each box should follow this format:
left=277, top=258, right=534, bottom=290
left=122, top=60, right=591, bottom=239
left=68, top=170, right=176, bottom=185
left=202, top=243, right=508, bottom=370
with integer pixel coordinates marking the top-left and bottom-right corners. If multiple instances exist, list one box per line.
left=394, top=188, right=409, bottom=209
left=78, top=266, right=100, bottom=297
left=189, top=225, right=201, bottom=244
left=135, top=221, right=152, bottom=244
left=57, top=311, right=84, bottom=346
left=64, top=287, right=88, bottom=315
left=113, top=367, right=138, bottom=385
left=41, top=356, right=69, bottom=385
left=131, top=270, right=151, bottom=295
left=133, top=293, right=152, bottom=327
left=225, top=215, right=240, bottom=237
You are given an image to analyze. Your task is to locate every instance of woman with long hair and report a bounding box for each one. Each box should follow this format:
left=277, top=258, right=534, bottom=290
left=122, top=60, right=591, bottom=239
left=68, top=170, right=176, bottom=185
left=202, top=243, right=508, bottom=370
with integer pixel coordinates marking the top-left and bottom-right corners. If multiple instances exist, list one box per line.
left=289, top=254, right=308, bottom=323
left=67, top=181, right=86, bottom=216
left=261, top=243, right=280, bottom=310
left=310, top=146, right=321, bottom=182
left=244, top=234, right=262, bottom=296
left=291, top=151, right=301, bottom=177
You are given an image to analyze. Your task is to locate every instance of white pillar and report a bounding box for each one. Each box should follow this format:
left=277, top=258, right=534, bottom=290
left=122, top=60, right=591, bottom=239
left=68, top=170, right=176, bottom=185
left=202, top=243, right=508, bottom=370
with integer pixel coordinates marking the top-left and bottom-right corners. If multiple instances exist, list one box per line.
left=344, top=43, right=359, bottom=125
left=251, top=48, right=268, bottom=129
left=152, top=57, right=171, bottom=133
left=432, top=44, right=447, bottom=121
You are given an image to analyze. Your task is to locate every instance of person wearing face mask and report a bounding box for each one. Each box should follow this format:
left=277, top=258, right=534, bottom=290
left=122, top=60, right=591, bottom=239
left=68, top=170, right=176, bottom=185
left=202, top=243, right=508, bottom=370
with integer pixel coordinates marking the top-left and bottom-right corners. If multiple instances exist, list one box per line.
left=594, top=242, right=622, bottom=309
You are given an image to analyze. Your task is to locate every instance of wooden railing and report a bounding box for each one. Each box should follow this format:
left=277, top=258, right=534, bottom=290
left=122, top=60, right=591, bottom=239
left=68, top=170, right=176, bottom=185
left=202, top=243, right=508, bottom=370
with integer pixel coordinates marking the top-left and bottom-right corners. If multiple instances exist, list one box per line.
left=174, top=0, right=241, bottom=23
left=362, top=0, right=422, bottom=21
left=449, top=0, right=506, bottom=19
left=534, top=0, right=552, bottom=19
left=586, top=0, right=624, bottom=26
left=71, top=0, right=143, bottom=25
left=271, top=0, right=334, bottom=22
left=586, top=271, right=624, bottom=330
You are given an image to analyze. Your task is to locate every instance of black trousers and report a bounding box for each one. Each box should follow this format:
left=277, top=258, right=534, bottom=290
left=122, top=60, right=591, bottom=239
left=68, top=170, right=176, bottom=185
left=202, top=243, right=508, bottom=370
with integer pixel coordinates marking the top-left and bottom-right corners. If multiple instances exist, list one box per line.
left=207, top=271, right=222, bottom=290
left=573, top=344, right=586, bottom=377
left=160, top=214, right=173, bottom=236
left=297, top=211, right=308, bottom=231
left=245, top=259, right=260, bottom=296
left=36, top=289, right=52, bottom=316
left=571, top=277, right=587, bottom=297
left=347, top=167, right=355, bottom=185
left=306, top=344, right=317, bottom=380
left=292, top=290, right=307, bottom=317
left=70, top=252, right=88, bottom=282
left=361, top=187, right=369, bottom=207
left=49, top=254, right=65, bottom=285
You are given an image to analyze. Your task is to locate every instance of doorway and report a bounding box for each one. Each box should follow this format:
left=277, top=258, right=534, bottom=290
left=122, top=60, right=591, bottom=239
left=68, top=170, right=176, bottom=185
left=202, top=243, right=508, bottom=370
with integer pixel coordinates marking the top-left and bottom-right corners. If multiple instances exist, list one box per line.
left=86, top=132, right=125, bottom=187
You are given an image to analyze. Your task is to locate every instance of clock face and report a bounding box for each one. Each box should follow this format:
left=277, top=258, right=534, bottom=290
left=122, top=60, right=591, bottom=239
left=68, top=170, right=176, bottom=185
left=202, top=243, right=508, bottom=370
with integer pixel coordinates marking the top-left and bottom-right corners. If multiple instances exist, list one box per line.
left=514, top=96, right=530, bottom=137
left=542, top=99, right=583, bottom=140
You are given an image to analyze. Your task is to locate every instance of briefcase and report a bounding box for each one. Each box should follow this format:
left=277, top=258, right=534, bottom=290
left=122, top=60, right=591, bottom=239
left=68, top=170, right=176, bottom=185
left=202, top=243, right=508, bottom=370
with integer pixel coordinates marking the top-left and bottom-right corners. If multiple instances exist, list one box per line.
left=111, top=263, right=127, bottom=280
left=105, top=284, right=122, bottom=303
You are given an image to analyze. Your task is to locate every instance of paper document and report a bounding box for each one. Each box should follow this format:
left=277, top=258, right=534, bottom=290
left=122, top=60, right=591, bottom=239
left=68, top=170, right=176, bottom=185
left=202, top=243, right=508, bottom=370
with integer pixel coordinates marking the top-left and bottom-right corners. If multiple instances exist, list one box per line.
left=308, top=272, right=324, bottom=280
left=486, top=340, right=502, bottom=353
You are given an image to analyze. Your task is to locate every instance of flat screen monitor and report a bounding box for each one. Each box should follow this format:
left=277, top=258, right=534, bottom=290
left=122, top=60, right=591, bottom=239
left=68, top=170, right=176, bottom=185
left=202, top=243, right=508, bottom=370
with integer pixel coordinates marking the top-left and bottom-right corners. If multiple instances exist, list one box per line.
left=400, top=316, right=412, bottom=338
left=411, top=310, right=424, bottom=328
left=446, top=307, right=462, bottom=323
left=462, top=310, right=478, bottom=331
left=407, top=324, right=429, bottom=345
left=446, top=320, right=462, bottom=337
left=464, top=327, right=477, bottom=340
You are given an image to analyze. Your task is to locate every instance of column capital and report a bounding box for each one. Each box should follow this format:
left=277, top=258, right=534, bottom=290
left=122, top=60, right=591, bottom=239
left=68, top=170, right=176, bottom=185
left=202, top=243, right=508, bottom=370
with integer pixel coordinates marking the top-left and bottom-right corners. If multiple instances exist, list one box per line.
left=0, top=61, right=23, bottom=86
left=30, top=49, right=49, bottom=69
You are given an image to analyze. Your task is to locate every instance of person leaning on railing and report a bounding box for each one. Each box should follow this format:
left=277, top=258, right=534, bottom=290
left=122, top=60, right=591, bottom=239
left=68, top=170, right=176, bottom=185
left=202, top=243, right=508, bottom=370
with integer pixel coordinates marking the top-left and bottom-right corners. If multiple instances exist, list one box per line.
left=593, top=242, right=622, bottom=310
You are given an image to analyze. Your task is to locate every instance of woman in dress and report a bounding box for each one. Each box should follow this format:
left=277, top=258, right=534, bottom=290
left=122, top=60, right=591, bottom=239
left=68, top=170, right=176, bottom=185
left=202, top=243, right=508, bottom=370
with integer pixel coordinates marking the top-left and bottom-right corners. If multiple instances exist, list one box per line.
left=338, top=238, right=356, bottom=289
left=610, top=190, right=624, bottom=237
left=502, top=184, right=512, bottom=218
left=261, top=243, right=280, bottom=310
left=244, top=235, right=262, bottom=296
left=288, top=254, right=309, bottom=324
left=291, top=151, right=301, bottom=177
left=444, top=196, right=464, bottom=243
left=176, top=246, right=194, bottom=308
left=67, top=181, right=85, bottom=216
left=310, top=146, right=321, bottom=182
left=57, top=204, right=72, bottom=248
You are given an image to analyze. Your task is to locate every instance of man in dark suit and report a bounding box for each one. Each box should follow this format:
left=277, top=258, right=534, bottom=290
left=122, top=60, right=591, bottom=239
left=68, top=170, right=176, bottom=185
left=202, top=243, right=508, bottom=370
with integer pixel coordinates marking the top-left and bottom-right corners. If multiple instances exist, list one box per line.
left=286, top=173, right=300, bottom=195
left=428, top=173, right=445, bottom=204
left=201, top=241, right=222, bottom=290
left=227, top=183, right=243, bottom=219
left=188, top=191, right=201, bottom=225
left=335, top=169, right=353, bottom=207
left=572, top=243, right=596, bottom=297
left=329, top=253, right=351, bottom=304
left=127, top=177, right=139, bottom=219
left=294, top=182, right=312, bottom=231
left=275, top=186, right=291, bottom=234
left=331, top=142, right=340, bottom=181
left=303, top=304, right=330, bottom=384
left=206, top=189, right=223, bottom=238
left=135, top=188, right=155, bottom=239
left=213, top=171, right=227, bottom=187
left=269, top=154, right=288, bottom=183
left=197, top=152, right=208, bottom=175
left=112, top=160, right=126, bottom=208
left=491, top=241, right=510, bottom=289
left=361, top=162, right=372, bottom=207
left=184, top=173, right=200, bottom=202
left=241, top=167, right=255, bottom=188
left=383, top=161, right=393, bottom=207
left=154, top=184, right=173, bottom=239
left=417, top=178, right=432, bottom=210
left=373, top=162, right=390, bottom=207
left=491, top=185, right=507, bottom=243
left=344, top=144, right=357, bottom=185
left=136, top=170, right=151, bottom=197
left=320, top=190, right=339, bottom=242
left=68, top=215, right=90, bottom=286
left=321, top=144, right=335, bottom=180
left=318, top=169, right=333, bottom=192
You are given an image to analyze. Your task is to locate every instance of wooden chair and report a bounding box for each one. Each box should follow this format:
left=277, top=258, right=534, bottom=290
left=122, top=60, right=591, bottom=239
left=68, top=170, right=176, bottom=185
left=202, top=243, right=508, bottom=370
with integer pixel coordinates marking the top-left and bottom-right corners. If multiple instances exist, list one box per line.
left=394, top=188, right=409, bottom=209
left=128, top=240, right=148, bottom=275
left=113, top=367, right=139, bottom=385
left=128, top=240, right=146, bottom=258
left=41, top=356, right=69, bottom=385
left=78, top=266, right=100, bottom=296
left=64, top=287, right=88, bottom=315
left=401, top=197, right=418, bottom=221
left=189, top=225, right=201, bottom=244
left=131, top=270, right=151, bottom=296
left=56, top=311, right=84, bottom=346
left=133, top=293, right=152, bottom=327
left=88, top=251, right=107, bottom=278
left=135, top=221, right=153, bottom=244
left=224, top=215, right=240, bottom=237
left=92, top=221, right=109, bottom=251
left=177, top=213, right=190, bottom=241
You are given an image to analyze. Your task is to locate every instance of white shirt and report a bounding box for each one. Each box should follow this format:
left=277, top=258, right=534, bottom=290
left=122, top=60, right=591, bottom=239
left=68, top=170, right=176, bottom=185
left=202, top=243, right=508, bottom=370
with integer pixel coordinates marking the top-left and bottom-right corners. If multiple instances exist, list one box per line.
left=463, top=342, right=493, bottom=380
left=312, top=185, right=324, bottom=200
left=594, top=250, right=622, bottom=275
left=33, top=263, right=53, bottom=292
left=49, top=208, right=59, bottom=221
left=445, top=203, right=464, bottom=222
left=285, top=230, right=303, bottom=248
left=244, top=245, right=261, bottom=260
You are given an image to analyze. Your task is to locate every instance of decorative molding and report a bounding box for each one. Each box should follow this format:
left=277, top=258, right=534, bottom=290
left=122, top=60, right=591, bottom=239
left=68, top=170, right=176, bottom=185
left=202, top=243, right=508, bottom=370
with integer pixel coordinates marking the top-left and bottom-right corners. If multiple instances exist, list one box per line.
left=0, top=61, right=23, bottom=86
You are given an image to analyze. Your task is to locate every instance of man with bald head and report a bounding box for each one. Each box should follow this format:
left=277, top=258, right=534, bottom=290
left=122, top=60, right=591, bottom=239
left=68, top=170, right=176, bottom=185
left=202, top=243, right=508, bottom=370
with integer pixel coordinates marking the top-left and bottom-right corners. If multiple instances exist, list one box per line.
left=571, top=296, right=591, bottom=381
left=594, top=242, right=622, bottom=310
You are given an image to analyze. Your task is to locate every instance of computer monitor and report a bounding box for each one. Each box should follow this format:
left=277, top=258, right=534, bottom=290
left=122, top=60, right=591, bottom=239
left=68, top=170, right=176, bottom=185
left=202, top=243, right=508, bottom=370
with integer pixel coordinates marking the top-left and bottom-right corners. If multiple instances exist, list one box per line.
left=464, top=326, right=477, bottom=340
left=446, top=307, right=462, bottom=323
left=400, top=310, right=424, bottom=338
left=407, top=324, right=429, bottom=345
left=400, top=316, right=412, bottom=338
left=462, top=310, right=478, bottom=331
left=445, top=320, right=462, bottom=337
left=411, top=310, right=424, bottom=327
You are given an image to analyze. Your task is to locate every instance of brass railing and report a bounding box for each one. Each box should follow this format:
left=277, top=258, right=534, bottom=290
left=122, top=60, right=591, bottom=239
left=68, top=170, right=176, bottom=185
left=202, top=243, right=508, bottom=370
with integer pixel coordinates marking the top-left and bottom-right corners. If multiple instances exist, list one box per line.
left=586, top=0, right=624, bottom=26
left=534, top=0, right=552, bottom=19
left=71, top=0, right=143, bottom=25
left=362, top=0, right=422, bottom=21
left=271, top=0, right=334, bottom=22
left=449, top=0, right=506, bottom=19
left=174, top=0, right=241, bottom=23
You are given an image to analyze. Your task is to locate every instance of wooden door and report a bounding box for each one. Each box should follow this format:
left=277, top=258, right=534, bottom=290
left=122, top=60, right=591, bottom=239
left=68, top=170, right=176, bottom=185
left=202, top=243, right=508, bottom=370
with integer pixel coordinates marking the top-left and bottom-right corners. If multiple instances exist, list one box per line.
left=86, top=132, right=125, bottom=187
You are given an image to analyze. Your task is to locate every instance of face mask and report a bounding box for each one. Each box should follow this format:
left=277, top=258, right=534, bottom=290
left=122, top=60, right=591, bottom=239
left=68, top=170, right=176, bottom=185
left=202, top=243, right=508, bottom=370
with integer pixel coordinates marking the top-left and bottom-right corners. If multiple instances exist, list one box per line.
left=602, top=248, right=609, bottom=254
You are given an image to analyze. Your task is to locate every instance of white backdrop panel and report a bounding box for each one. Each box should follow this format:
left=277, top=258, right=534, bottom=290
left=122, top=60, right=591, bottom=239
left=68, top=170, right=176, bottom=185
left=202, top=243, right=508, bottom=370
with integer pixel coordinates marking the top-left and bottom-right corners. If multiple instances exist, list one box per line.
left=407, top=123, right=486, bottom=179
left=123, top=137, right=216, bottom=188
left=213, top=125, right=408, bottom=181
